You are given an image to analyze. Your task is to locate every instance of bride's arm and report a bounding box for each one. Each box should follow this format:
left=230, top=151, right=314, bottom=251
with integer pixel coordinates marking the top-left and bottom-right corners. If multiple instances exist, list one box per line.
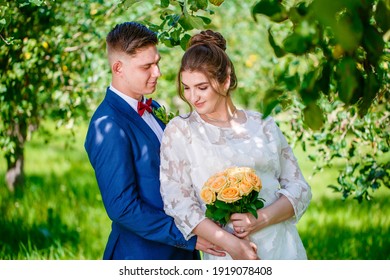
left=160, top=119, right=229, bottom=256
left=193, top=219, right=259, bottom=260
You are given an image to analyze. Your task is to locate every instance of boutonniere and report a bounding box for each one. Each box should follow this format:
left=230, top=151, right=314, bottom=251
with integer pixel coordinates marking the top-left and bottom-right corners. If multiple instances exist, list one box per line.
left=153, top=106, right=179, bottom=125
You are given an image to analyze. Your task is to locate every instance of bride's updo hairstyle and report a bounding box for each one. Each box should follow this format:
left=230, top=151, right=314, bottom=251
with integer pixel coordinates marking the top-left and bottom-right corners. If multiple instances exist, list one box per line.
left=177, top=30, right=238, bottom=110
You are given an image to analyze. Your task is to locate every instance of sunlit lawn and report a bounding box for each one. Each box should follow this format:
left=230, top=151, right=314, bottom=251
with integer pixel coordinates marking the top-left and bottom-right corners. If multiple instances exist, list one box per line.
left=0, top=122, right=389, bottom=259
left=0, top=122, right=111, bottom=259
left=296, top=145, right=390, bottom=260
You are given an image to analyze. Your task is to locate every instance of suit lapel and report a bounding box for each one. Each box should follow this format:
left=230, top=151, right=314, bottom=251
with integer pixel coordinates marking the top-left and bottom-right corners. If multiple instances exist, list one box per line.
left=104, top=88, right=161, bottom=149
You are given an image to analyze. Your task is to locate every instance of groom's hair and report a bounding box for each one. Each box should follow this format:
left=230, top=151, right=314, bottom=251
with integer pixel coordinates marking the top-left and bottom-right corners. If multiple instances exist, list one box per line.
left=106, top=21, right=158, bottom=56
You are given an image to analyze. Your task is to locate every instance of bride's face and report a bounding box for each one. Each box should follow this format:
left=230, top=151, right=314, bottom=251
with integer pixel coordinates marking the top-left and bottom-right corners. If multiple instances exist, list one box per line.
left=181, top=70, right=226, bottom=115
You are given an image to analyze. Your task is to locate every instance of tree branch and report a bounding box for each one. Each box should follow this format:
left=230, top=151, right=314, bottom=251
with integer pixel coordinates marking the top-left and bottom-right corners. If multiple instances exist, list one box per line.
left=0, top=33, right=12, bottom=45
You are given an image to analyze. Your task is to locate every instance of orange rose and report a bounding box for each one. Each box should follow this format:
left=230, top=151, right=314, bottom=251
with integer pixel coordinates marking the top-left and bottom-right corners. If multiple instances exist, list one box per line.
left=200, top=187, right=216, bottom=204
left=227, top=175, right=240, bottom=186
left=237, top=180, right=254, bottom=196
left=244, top=171, right=262, bottom=192
left=207, top=173, right=229, bottom=193
left=217, top=187, right=241, bottom=203
left=225, top=166, right=246, bottom=179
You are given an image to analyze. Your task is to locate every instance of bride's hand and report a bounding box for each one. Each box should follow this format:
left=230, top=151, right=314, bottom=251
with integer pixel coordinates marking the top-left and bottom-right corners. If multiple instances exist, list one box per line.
left=228, top=238, right=259, bottom=260
left=231, top=212, right=259, bottom=239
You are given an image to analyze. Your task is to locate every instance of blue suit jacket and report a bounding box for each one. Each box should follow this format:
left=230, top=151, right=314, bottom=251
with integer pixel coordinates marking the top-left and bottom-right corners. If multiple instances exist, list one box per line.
left=85, top=88, right=198, bottom=260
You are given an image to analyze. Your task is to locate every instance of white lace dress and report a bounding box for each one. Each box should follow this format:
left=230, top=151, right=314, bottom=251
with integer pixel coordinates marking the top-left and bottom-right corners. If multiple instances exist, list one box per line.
left=160, top=110, right=312, bottom=260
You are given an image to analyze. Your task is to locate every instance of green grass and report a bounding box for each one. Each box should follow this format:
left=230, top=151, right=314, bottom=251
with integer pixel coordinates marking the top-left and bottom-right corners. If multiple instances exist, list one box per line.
left=0, top=122, right=389, bottom=259
left=295, top=145, right=390, bottom=260
left=0, top=122, right=110, bottom=259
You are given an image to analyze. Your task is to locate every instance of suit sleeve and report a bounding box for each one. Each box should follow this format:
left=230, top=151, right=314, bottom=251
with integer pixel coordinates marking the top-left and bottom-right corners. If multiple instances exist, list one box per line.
left=84, top=115, right=196, bottom=251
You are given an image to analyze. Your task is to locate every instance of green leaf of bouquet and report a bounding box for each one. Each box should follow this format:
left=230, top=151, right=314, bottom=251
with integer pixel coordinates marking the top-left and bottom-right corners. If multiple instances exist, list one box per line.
left=225, top=212, right=231, bottom=222
left=248, top=207, right=258, bottom=219
left=233, top=205, right=241, bottom=213
left=205, top=207, right=214, bottom=219
left=248, top=190, right=259, bottom=201
left=215, top=200, right=231, bottom=210
left=213, top=208, right=228, bottom=220
left=254, top=199, right=264, bottom=209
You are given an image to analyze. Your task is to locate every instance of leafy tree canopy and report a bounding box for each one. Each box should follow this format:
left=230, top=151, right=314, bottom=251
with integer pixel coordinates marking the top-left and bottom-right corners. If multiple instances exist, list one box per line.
left=1, top=0, right=389, bottom=201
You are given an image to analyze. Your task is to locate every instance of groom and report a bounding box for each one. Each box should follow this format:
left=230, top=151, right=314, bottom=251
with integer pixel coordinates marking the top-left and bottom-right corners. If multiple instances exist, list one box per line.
left=85, top=22, right=223, bottom=259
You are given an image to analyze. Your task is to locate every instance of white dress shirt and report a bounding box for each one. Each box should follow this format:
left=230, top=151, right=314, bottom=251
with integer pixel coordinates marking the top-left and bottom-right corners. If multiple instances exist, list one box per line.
left=109, top=85, right=163, bottom=142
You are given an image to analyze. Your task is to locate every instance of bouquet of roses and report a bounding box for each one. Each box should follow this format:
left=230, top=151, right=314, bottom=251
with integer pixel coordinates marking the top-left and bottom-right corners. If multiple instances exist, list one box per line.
left=200, top=166, right=265, bottom=226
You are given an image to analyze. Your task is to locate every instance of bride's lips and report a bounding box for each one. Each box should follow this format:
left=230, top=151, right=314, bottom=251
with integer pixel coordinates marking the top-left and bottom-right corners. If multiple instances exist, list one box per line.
left=194, top=101, right=205, bottom=109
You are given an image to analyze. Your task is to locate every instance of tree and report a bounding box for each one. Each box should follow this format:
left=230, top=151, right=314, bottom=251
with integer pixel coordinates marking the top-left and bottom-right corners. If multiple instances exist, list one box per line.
left=0, top=0, right=217, bottom=192
left=250, top=0, right=389, bottom=201
left=1, top=0, right=388, bottom=201
left=0, top=0, right=117, bottom=192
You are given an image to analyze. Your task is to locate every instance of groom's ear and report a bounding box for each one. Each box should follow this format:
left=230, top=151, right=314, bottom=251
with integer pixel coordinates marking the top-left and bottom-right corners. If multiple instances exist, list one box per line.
left=112, top=60, right=122, bottom=74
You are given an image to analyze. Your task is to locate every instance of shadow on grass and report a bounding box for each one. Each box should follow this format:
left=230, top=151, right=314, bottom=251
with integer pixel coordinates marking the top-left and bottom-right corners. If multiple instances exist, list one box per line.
left=0, top=210, right=80, bottom=259
left=300, top=194, right=390, bottom=260
left=0, top=170, right=96, bottom=259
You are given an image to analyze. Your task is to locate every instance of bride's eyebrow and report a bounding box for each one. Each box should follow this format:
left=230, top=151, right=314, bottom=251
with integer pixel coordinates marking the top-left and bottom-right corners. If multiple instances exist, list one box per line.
left=181, top=82, right=209, bottom=87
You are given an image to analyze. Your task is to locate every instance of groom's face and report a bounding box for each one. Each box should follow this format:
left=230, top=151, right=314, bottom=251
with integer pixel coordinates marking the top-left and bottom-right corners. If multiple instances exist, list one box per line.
left=116, top=45, right=161, bottom=101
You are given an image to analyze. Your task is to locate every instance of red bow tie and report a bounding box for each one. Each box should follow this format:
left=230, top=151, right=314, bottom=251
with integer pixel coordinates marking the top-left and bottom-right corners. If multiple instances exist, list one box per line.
left=137, top=98, right=153, bottom=116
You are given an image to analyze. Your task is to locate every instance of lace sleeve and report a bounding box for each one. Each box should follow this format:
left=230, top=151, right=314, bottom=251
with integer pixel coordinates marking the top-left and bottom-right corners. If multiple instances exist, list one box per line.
left=160, top=117, right=206, bottom=240
left=270, top=119, right=312, bottom=222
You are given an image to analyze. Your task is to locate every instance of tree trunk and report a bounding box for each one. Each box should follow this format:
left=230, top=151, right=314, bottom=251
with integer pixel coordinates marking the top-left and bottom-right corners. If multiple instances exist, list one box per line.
left=4, top=120, right=27, bottom=193
left=6, top=152, right=25, bottom=193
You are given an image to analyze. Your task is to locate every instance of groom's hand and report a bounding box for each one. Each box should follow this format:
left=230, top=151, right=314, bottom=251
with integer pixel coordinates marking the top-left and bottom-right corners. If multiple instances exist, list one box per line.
left=196, top=236, right=226, bottom=257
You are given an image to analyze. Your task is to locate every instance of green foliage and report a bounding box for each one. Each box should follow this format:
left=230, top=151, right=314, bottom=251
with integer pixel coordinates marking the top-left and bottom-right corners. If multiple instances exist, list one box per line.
left=250, top=0, right=389, bottom=201
left=1, top=0, right=388, bottom=203
left=286, top=97, right=389, bottom=202
left=0, top=0, right=113, bottom=189
left=141, top=0, right=222, bottom=50
left=252, top=0, right=389, bottom=122
left=153, top=106, right=179, bottom=124
left=0, top=0, right=157, bottom=190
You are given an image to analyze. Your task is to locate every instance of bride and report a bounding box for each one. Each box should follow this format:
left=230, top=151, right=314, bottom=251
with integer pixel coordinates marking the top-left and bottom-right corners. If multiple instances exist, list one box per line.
left=159, top=30, right=312, bottom=260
